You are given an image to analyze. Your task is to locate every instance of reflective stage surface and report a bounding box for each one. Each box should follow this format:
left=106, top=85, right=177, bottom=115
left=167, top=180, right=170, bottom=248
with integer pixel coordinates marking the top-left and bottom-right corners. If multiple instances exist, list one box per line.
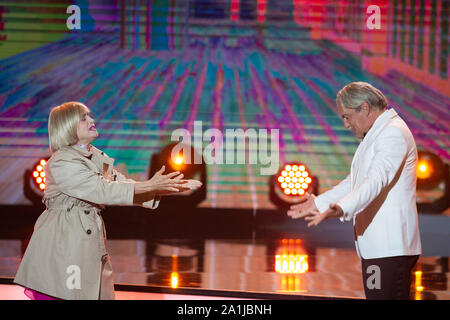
left=1, top=238, right=448, bottom=300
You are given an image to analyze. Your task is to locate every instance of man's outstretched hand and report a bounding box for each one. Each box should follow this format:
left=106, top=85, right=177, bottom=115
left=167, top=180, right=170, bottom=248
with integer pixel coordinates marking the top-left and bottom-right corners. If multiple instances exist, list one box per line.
left=304, top=203, right=344, bottom=227
left=287, top=193, right=319, bottom=219
left=287, top=193, right=344, bottom=227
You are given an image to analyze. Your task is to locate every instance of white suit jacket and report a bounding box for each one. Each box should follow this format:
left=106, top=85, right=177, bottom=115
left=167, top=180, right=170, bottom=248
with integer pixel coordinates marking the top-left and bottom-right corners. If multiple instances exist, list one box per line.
left=315, top=108, right=422, bottom=259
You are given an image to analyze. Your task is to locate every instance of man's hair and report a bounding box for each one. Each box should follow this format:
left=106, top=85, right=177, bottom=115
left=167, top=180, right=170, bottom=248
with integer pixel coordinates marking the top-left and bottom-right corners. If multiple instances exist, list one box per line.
left=336, top=82, right=388, bottom=111
left=48, top=101, right=89, bottom=153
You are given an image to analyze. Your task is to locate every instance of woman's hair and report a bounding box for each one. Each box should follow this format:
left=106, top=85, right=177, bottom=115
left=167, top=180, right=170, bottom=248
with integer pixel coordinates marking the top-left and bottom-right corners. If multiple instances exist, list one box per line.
left=336, top=82, right=388, bottom=111
left=48, top=101, right=89, bottom=153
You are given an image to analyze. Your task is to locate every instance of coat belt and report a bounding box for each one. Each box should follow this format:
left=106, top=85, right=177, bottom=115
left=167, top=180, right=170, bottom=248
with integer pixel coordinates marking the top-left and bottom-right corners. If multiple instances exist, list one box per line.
left=44, top=199, right=103, bottom=213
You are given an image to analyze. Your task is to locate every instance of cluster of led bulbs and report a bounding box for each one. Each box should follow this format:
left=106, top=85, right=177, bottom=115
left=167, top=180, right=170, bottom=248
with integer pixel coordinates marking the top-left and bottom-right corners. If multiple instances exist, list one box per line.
left=32, top=159, right=47, bottom=190
left=277, top=164, right=312, bottom=196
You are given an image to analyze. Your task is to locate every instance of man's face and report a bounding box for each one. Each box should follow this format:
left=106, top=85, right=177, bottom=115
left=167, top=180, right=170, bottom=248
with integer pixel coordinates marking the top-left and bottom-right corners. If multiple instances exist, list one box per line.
left=337, top=102, right=369, bottom=140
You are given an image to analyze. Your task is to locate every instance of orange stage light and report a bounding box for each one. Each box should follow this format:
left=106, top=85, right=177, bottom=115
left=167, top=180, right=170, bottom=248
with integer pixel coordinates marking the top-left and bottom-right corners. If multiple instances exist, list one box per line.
left=276, top=163, right=312, bottom=197
left=417, top=161, right=432, bottom=179
left=32, top=158, right=48, bottom=191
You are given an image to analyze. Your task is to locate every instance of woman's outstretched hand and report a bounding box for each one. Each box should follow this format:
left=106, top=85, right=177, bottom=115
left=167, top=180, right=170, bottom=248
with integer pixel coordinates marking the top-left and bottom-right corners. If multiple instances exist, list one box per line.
left=157, top=174, right=203, bottom=195
left=134, top=165, right=186, bottom=196
left=177, top=179, right=203, bottom=192
left=134, top=166, right=203, bottom=196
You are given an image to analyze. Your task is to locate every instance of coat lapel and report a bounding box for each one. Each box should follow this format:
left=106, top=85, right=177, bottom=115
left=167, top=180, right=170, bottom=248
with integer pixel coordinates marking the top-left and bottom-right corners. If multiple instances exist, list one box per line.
left=351, top=108, right=398, bottom=188
left=69, top=145, right=115, bottom=179
left=91, top=146, right=115, bottom=179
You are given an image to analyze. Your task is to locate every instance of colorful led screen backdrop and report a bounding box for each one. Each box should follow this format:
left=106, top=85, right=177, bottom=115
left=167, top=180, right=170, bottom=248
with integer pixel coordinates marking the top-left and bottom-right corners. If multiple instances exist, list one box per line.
left=0, top=0, right=448, bottom=208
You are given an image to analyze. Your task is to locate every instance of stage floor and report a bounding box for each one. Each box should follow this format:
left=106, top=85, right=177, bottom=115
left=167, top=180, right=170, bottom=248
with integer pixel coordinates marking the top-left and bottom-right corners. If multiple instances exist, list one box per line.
left=0, top=237, right=448, bottom=300
left=0, top=204, right=448, bottom=300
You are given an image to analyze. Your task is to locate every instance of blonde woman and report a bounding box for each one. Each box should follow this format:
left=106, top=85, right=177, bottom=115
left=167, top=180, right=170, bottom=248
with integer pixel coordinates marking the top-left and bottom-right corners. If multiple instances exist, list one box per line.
left=14, top=101, right=202, bottom=300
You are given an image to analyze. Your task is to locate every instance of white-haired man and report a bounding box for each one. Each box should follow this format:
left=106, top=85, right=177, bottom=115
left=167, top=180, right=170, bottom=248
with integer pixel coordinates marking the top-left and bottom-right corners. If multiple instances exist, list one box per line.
left=288, top=82, right=421, bottom=299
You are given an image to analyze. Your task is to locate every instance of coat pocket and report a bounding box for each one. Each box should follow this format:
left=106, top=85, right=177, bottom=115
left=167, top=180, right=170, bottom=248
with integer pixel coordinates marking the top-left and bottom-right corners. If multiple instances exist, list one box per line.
left=76, top=208, right=99, bottom=240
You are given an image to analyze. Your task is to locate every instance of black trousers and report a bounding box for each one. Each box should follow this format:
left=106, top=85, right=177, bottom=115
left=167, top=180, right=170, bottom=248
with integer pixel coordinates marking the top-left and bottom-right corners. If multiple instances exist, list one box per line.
left=361, top=255, right=419, bottom=300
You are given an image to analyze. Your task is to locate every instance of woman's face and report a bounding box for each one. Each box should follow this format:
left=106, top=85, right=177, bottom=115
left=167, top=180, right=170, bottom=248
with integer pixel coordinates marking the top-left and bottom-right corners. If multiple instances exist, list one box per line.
left=76, top=110, right=98, bottom=145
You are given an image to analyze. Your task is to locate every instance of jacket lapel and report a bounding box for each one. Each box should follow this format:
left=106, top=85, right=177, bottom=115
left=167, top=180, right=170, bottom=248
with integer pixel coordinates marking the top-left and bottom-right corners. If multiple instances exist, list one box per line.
left=68, top=145, right=115, bottom=178
left=90, top=146, right=115, bottom=179
left=351, top=108, right=398, bottom=188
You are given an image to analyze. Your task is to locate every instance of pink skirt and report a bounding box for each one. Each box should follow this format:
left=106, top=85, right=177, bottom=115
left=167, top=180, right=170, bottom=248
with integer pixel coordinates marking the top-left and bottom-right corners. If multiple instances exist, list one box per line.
left=24, top=288, right=61, bottom=300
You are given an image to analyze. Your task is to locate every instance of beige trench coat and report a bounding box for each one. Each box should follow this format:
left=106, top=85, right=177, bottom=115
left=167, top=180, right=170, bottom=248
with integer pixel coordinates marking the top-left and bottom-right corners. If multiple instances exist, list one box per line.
left=14, top=145, right=159, bottom=300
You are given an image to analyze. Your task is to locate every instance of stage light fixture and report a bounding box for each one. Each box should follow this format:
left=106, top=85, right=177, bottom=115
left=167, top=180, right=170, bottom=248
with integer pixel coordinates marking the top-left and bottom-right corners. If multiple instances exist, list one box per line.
left=148, top=142, right=207, bottom=207
left=24, top=157, right=50, bottom=207
left=275, top=254, right=309, bottom=274
left=274, top=238, right=309, bottom=292
left=269, top=162, right=319, bottom=209
left=417, top=151, right=446, bottom=190
left=32, top=159, right=47, bottom=190
left=276, top=163, right=313, bottom=197
left=174, top=156, right=183, bottom=166
left=416, top=151, right=449, bottom=213
left=274, top=239, right=309, bottom=274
